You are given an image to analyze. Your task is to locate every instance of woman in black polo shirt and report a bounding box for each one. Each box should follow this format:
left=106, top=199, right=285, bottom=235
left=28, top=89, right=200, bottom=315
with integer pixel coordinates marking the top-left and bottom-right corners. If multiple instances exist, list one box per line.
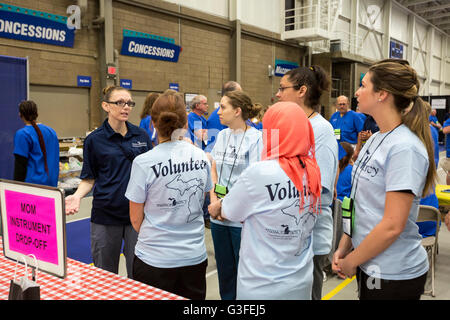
left=65, top=86, right=151, bottom=278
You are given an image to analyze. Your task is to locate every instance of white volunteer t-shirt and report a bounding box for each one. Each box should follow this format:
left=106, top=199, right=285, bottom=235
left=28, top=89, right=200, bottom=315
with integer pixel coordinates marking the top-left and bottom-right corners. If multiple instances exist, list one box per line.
left=125, top=140, right=213, bottom=268
left=351, top=124, right=429, bottom=280
left=222, top=160, right=317, bottom=300
left=310, top=114, right=339, bottom=255
left=211, top=126, right=263, bottom=228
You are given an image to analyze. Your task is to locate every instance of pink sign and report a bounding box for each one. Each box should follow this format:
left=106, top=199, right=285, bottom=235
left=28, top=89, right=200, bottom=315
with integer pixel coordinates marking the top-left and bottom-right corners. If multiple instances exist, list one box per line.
left=4, top=190, right=58, bottom=265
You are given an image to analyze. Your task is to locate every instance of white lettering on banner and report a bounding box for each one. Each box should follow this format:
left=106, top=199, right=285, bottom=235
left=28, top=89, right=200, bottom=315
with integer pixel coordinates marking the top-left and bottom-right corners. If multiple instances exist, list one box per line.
left=0, top=18, right=66, bottom=42
left=127, top=40, right=175, bottom=58
left=276, top=66, right=290, bottom=75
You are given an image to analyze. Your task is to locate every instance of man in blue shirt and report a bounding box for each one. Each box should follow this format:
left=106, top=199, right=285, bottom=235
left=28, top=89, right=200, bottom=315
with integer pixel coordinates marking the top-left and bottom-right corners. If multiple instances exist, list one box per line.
left=188, top=95, right=208, bottom=150
left=329, top=95, right=364, bottom=145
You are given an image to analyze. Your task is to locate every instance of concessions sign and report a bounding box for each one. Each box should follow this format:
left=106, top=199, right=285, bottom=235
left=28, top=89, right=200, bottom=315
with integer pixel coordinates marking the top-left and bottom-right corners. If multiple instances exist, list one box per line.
left=0, top=180, right=67, bottom=278
left=274, top=59, right=298, bottom=77
left=0, top=2, right=75, bottom=47
left=120, top=29, right=181, bottom=63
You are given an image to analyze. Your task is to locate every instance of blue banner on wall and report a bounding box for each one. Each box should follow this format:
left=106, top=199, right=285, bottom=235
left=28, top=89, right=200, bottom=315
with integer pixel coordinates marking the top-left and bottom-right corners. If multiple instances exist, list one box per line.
left=77, top=76, right=91, bottom=87
left=274, top=59, right=299, bottom=77
left=169, top=83, right=179, bottom=91
left=389, top=40, right=403, bottom=59
left=0, top=3, right=75, bottom=47
left=120, top=79, right=132, bottom=89
left=120, top=29, right=181, bottom=63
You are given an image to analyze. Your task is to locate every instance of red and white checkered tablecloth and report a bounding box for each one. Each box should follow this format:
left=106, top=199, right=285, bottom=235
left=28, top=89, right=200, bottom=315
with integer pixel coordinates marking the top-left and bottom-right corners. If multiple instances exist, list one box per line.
left=0, top=238, right=186, bottom=300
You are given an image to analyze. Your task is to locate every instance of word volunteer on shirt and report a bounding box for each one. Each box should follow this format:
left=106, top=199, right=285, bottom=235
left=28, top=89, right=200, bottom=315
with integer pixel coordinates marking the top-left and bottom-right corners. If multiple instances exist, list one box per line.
left=151, top=158, right=209, bottom=178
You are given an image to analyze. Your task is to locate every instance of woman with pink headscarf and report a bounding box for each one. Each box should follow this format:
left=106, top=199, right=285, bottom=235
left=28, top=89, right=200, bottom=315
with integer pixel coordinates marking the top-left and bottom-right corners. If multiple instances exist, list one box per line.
left=209, top=101, right=322, bottom=300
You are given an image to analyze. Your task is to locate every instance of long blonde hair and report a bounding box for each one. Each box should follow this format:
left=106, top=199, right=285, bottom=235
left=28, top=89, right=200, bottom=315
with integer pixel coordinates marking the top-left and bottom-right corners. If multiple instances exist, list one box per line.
left=368, top=59, right=436, bottom=197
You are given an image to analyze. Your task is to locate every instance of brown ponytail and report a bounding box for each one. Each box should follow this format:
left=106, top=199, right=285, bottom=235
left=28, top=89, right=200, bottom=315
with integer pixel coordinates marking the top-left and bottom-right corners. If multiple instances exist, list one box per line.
left=368, top=60, right=436, bottom=197
left=19, top=100, right=49, bottom=175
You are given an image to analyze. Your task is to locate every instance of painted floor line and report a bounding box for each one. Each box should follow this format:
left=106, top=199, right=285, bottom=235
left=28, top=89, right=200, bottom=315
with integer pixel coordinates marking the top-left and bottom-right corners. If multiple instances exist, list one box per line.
left=206, top=269, right=218, bottom=278
left=321, top=276, right=356, bottom=300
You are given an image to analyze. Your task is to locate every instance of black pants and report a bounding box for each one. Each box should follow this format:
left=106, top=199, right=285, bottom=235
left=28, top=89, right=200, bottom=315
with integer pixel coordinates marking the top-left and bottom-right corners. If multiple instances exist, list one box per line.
left=133, top=255, right=208, bottom=300
left=356, top=267, right=427, bottom=300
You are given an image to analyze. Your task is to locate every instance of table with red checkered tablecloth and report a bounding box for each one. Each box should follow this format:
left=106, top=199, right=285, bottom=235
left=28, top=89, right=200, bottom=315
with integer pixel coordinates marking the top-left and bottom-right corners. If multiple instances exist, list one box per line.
left=0, top=238, right=186, bottom=300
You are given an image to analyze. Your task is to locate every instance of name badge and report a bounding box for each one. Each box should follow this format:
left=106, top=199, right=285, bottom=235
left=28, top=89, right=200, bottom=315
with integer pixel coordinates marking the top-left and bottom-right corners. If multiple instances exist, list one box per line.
left=342, top=196, right=355, bottom=237
left=214, top=184, right=228, bottom=199
left=334, top=129, right=341, bottom=140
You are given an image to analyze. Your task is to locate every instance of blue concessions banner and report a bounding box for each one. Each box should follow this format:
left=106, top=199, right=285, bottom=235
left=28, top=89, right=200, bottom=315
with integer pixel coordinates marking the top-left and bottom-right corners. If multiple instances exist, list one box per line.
left=120, top=29, right=181, bottom=63
left=0, top=3, right=75, bottom=47
left=274, top=59, right=299, bottom=77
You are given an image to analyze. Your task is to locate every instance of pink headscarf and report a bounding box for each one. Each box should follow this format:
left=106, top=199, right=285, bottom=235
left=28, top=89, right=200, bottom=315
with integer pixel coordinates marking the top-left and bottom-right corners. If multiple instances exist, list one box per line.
left=262, top=101, right=321, bottom=214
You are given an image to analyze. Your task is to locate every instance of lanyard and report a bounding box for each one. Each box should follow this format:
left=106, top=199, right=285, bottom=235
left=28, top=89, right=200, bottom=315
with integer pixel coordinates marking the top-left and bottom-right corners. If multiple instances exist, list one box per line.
left=350, top=124, right=402, bottom=199
left=218, top=127, right=248, bottom=190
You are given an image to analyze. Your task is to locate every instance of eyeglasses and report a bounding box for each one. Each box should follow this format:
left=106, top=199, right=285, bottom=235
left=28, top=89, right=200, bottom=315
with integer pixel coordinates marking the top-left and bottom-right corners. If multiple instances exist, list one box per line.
left=337, top=103, right=348, bottom=106
left=105, top=100, right=136, bottom=108
left=277, top=85, right=299, bottom=92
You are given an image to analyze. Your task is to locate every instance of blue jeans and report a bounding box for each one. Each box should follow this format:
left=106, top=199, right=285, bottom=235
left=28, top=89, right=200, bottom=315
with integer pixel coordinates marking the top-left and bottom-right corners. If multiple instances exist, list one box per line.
left=210, top=222, right=241, bottom=300
left=203, top=193, right=211, bottom=220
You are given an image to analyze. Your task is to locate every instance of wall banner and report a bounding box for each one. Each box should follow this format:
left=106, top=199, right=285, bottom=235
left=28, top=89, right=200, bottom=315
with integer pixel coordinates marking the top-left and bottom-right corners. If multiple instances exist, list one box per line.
left=0, top=2, right=75, bottom=48
left=274, top=59, right=299, bottom=77
left=120, top=29, right=181, bottom=63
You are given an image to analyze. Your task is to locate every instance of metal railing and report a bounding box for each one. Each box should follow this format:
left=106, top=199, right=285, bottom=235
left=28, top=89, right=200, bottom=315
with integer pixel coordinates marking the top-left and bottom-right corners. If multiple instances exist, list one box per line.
left=284, top=3, right=330, bottom=32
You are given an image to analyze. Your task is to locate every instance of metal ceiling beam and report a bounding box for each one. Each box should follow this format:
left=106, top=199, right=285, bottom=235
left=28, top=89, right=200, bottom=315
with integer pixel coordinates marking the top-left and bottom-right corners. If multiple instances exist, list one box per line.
left=404, top=0, right=436, bottom=6
left=414, top=3, right=450, bottom=14
left=434, top=20, right=450, bottom=27
left=428, top=11, right=450, bottom=19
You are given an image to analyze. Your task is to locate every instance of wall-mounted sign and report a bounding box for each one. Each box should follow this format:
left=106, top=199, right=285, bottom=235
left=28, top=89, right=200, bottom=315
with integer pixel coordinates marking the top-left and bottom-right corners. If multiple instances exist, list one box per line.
left=77, top=75, right=91, bottom=87
left=0, top=179, right=67, bottom=278
left=431, top=98, right=446, bottom=110
left=169, top=83, right=179, bottom=91
left=274, top=59, right=299, bottom=77
left=120, top=79, right=132, bottom=89
left=0, top=2, right=75, bottom=48
left=120, top=29, right=181, bottom=63
left=389, top=40, right=403, bottom=59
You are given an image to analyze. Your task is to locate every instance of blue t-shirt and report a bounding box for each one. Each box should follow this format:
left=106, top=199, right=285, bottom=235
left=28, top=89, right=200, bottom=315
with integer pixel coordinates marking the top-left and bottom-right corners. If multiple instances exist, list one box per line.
left=223, top=160, right=316, bottom=300
left=139, top=115, right=157, bottom=147
left=125, top=140, right=212, bottom=268
left=246, top=119, right=262, bottom=130
left=206, top=108, right=227, bottom=153
left=336, top=164, right=353, bottom=201
left=351, top=125, right=429, bottom=280
left=13, top=124, right=59, bottom=187
left=80, top=119, right=151, bottom=225
left=188, top=112, right=207, bottom=150
left=310, top=114, right=338, bottom=255
left=444, top=118, right=450, bottom=157
left=429, top=115, right=439, bottom=125
left=329, top=110, right=364, bottom=144
left=430, top=125, right=439, bottom=168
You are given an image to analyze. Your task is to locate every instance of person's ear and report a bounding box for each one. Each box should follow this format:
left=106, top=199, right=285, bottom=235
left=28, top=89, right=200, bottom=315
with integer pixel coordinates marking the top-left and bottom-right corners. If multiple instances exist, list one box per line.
left=297, top=85, right=308, bottom=99
left=101, top=101, right=110, bottom=113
